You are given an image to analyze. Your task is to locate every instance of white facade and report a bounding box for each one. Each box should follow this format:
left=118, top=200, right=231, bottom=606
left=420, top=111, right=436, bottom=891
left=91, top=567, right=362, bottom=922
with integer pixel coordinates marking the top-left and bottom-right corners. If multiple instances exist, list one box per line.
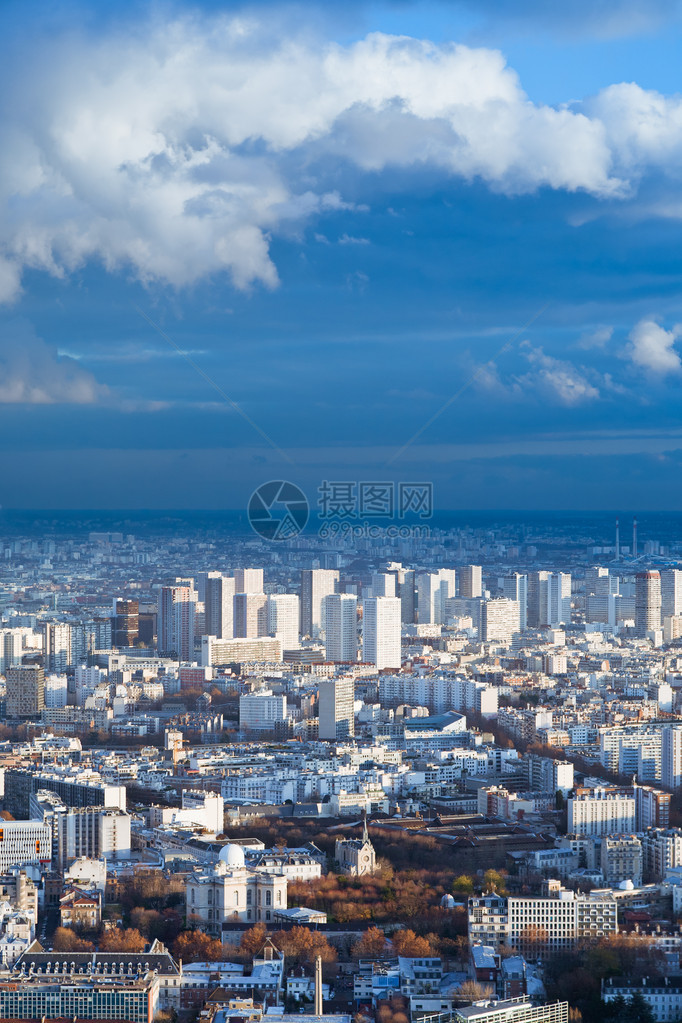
left=233, top=568, right=264, bottom=593
left=323, top=594, right=357, bottom=663
left=301, top=569, right=339, bottom=638
left=239, top=692, right=287, bottom=732
left=460, top=565, right=483, bottom=598
left=318, top=677, right=355, bottom=740
left=363, top=596, right=401, bottom=670
left=267, top=594, right=300, bottom=651
left=481, top=598, right=520, bottom=644
left=186, top=846, right=287, bottom=933
left=204, top=573, right=235, bottom=640
left=0, top=821, right=51, bottom=871
left=233, top=592, right=268, bottom=639
left=501, top=574, right=528, bottom=630
left=547, top=574, right=571, bottom=627
left=567, top=788, right=636, bottom=836
left=44, top=674, right=68, bottom=709
left=661, top=569, right=682, bottom=619
left=662, top=726, right=682, bottom=790
left=417, top=570, right=456, bottom=625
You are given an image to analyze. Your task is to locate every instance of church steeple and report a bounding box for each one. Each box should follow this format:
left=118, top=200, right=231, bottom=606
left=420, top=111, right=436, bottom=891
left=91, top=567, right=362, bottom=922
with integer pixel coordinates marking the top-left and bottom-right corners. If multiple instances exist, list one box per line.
left=362, top=809, right=369, bottom=845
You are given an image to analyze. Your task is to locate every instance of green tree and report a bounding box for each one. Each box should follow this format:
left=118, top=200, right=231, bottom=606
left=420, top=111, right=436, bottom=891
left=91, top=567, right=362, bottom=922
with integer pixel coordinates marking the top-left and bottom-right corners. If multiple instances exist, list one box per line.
left=452, top=875, right=474, bottom=895
left=482, top=870, right=507, bottom=894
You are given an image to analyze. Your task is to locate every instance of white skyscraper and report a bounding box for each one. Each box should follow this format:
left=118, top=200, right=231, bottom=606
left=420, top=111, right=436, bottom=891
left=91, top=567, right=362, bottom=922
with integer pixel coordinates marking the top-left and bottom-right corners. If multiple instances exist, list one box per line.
left=234, top=593, right=268, bottom=638
left=234, top=568, right=264, bottom=593
left=501, top=574, right=528, bottom=630
left=158, top=581, right=197, bottom=659
left=204, top=573, right=236, bottom=639
left=363, top=596, right=401, bottom=670
left=547, top=573, right=571, bottom=627
left=417, top=570, right=456, bottom=624
left=460, top=565, right=483, bottom=598
left=635, top=571, right=662, bottom=637
left=267, top=594, right=300, bottom=651
left=662, top=726, right=682, bottom=790
left=662, top=570, right=682, bottom=619
left=301, top=569, right=339, bottom=637
left=481, top=598, right=520, bottom=644
left=318, top=678, right=355, bottom=740
left=323, top=594, right=357, bottom=662
left=371, top=573, right=396, bottom=597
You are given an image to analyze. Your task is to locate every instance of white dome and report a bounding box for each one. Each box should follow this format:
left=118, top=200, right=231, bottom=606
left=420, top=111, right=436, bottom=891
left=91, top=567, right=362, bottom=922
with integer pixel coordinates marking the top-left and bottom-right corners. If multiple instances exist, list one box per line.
left=619, top=879, right=635, bottom=890
left=219, top=843, right=245, bottom=868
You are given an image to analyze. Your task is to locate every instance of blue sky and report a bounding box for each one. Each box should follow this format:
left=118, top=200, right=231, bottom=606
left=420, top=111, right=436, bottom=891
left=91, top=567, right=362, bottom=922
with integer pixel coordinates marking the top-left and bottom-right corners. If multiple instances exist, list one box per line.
left=3, top=0, right=682, bottom=510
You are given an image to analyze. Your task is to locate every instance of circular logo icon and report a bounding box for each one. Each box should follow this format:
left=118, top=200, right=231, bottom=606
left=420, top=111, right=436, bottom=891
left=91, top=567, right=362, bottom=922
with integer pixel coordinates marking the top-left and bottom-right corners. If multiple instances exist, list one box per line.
left=247, top=480, right=309, bottom=541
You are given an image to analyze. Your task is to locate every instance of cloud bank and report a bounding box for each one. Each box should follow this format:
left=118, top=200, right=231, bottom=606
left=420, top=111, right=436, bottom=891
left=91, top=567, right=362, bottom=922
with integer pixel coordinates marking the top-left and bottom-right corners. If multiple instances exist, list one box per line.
left=3, top=15, right=682, bottom=299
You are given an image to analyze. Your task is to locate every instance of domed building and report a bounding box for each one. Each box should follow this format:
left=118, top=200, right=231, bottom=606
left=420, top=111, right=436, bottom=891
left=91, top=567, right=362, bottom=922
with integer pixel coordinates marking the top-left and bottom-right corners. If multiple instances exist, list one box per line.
left=186, top=843, right=287, bottom=937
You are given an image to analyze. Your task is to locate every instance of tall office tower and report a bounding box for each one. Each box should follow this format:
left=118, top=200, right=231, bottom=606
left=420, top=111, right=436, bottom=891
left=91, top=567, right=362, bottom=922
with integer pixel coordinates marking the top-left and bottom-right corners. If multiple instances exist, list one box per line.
left=158, top=582, right=198, bottom=659
left=204, top=573, right=236, bottom=639
left=386, top=563, right=416, bottom=623
left=0, top=630, right=24, bottom=674
left=41, top=622, right=72, bottom=673
left=527, top=571, right=550, bottom=628
left=661, top=570, right=682, bottom=619
left=234, top=568, right=264, bottom=593
left=371, top=572, right=396, bottom=597
left=318, top=677, right=355, bottom=740
left=481, top=598, right=520, bottom=644
left=635, top=570, right=662, bottom=637
left=267, top=593, right=300, bottom=651
left=547, top=573, right=571, bottom=627
left=417, top=569, right=456, bottom=624
left=585, top=567, right=617, bottom=597
left=6, top=665, right=45, bottom=718
left=363, top=596, right=402, bottom=670
left=662, top=726, right=682, bottom=789
left=501, top=574, right=528, bottom=630
left=112, top=599, right=139, bottom=648
left=301, top=569, right=339, bottom=637
left=234, top=592, right=268, bottom=638
left=323, top=594, right=357, bottom=662
left=460, top=565, right=483, bottom=598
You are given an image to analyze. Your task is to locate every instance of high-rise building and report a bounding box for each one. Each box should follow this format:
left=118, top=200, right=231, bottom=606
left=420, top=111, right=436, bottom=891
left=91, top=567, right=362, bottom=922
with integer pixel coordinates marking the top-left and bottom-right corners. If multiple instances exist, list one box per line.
left=41, top=622, right=71, bottom=673
left=501, top=574, right=528, bottom=630
left=204, top=573, right=235, bottom=639
left=417, top=570, right=456, bottom=624
left=234, top=568, right=264, bottom=593
left=318, top=678, right=355, bottom=740
left=6, top=665, right=45, bottom=719
left=567, top=786, right=636, bottom=836
left=371, top=572, right=396, bottom=597
left=386, top=563, right=416, bottom=623
left=363, top=596, right=401, bottom=670
left=301, top=569, right=339, bottom=637
left=662, top=570, right=682, bottom=619
left=481, top=598, right=520, bottom=644
left=158, top=582, right=197, bottom=659
left=266, top=593, right=300, bottom=651
left=234, top=592, right=268, bottom=639
left=112, top=599, right=139, bottom=648
left=547, top=573, right=571, bottom=627
left=527, top=571, right=550, bottom=629
left=635, top=571, right=662, bottom=637
left=460, top=565, right=483, bottom=598
left=323, top=594, right=357, bottom=663
left=662, top=726, right=682, bottom=790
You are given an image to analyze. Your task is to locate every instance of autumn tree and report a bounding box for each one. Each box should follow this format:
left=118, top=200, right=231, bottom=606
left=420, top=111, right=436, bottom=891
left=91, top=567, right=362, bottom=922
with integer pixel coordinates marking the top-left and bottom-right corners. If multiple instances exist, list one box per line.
left=53, top=926, right=94, bottom=952
left=454, top=981, right=495, bottom=1003
left=99, top=927, right=146, bottom=952
left=272, top=926, right=336, bottom=966
left=351, top=926, right=387, bottom=959
left=391, top=929, right=433, bottom=957
left=239, top=922, right=268, bottom=958
left=172, top=930, right=227, bottom=963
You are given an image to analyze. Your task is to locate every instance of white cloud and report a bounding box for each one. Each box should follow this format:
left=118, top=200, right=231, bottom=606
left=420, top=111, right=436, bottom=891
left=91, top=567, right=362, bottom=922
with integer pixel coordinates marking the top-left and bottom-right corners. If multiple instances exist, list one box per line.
left=577, top=326, right=614, bottom=349
left=517, top=345, right=600, bottom=405
left=2, top=16, right=682, bottom=300
left=626, top=317, right=682, bottom=374
left=0, top=325, right=109, bottom=404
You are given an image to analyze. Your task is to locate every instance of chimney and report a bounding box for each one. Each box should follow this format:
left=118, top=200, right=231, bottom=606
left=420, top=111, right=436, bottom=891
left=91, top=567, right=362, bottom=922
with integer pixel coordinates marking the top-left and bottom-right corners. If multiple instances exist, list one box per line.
left=315, top=954, right=323, bottom=1015
left=615, top=519, right=620, bottom=561
left=633, top=518, right=638, bottom=558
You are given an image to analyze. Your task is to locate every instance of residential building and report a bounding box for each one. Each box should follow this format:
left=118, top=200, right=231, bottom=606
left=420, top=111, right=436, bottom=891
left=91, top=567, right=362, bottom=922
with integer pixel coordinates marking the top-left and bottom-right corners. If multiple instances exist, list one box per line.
left=363, top=596, right=401, bottom=670
left=323, top=593, right=357, bottom=663
left=301, top=569, right=339, bottom=638
left=318, top=678, right=355, bottom=740
left=6, top=666, right=45, bottom=719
